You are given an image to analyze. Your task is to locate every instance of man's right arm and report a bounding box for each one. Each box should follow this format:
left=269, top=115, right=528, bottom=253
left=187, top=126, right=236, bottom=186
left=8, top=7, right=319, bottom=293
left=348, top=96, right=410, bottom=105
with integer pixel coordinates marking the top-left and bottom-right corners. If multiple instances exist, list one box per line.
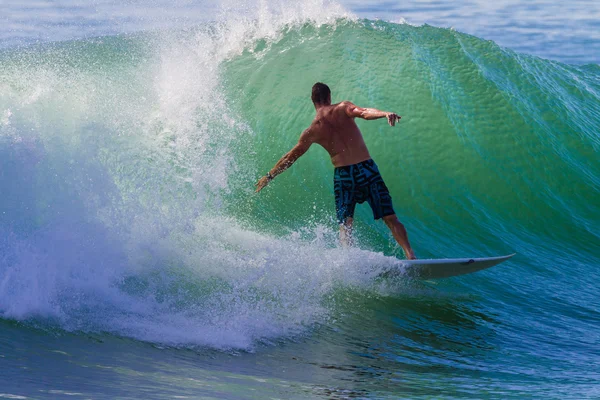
left=255, top=128, right=315, bottom=193
left=344, top=102, right=401, bottom=126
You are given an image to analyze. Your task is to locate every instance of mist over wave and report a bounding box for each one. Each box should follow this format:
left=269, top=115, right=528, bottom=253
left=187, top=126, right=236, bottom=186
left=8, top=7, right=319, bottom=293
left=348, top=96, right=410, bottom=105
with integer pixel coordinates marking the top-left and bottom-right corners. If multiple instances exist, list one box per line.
left=1, top=0, right=599, bottom=351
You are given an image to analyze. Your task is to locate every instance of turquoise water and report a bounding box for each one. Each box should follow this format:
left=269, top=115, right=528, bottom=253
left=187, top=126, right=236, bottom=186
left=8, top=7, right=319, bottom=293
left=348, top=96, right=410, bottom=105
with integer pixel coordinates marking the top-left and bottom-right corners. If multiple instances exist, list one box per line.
left=1, top=1, right=600, bottom=399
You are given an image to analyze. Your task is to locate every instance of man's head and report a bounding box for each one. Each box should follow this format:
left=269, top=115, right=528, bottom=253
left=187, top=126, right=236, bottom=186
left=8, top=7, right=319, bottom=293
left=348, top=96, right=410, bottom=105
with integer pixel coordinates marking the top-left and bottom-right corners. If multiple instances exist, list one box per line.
left=311, top=82, right=331, bottom=105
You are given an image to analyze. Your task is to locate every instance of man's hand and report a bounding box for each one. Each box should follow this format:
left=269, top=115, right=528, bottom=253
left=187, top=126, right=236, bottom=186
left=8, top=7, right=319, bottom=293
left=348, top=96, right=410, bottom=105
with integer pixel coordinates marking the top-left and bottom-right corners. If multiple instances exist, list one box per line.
left=387, top=113, right=401, bottom=126
left=255, top=175, right=271, bottom=193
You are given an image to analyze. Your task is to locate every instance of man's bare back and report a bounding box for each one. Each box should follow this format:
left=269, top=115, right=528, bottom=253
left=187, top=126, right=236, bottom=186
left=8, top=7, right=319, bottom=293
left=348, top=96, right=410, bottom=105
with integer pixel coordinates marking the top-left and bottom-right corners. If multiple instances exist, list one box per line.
left=307, top=101, right=401, bottom=167
left=254, top=82, right=415, bottom=259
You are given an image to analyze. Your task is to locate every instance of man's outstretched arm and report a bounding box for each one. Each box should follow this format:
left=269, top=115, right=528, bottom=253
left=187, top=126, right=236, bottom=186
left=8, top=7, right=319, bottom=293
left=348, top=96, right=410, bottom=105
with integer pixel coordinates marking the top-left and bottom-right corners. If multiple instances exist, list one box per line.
left=344, top=102, right=401, bottom=126
left=255, top=129, right=314, bottom=193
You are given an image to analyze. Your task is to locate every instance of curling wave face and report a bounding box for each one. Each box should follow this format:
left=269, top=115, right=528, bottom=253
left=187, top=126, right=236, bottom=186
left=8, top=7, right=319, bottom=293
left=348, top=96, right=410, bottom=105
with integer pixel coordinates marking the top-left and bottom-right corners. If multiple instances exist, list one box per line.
left=0, top=2, right=599, bottom=353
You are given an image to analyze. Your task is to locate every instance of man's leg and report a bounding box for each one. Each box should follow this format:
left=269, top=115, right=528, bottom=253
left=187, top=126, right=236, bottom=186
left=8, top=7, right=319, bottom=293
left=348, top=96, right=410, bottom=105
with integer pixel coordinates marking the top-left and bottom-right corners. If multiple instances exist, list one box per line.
left=339, top=217, right=354, bottom=247
left=383, top=214, right=416, bottom=259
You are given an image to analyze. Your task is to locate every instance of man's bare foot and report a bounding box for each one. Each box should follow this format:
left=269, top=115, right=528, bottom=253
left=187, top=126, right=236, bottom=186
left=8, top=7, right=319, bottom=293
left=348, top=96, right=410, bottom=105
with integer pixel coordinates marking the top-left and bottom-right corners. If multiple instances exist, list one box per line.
left=406, top=251, right=417, bottom=260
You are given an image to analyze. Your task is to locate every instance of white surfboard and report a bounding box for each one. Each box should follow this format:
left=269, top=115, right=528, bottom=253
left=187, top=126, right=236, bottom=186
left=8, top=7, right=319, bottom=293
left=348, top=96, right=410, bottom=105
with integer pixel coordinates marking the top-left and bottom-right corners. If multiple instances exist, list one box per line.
left=384, top=253, right=515, bottom=279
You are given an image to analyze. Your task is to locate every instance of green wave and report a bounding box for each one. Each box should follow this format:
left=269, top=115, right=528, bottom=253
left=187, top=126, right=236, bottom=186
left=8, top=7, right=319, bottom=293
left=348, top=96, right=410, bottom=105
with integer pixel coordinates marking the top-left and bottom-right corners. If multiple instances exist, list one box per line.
left=223, top=19, right=600, bottom=262
left=1, top=18, right=599, bottom=350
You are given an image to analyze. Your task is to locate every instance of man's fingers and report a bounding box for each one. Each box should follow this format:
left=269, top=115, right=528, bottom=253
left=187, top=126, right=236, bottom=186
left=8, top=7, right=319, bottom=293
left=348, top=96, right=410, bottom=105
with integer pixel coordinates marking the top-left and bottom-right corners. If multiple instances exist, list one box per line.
left=255, top=177, right=268, bottom=193
left=388, top=113, right=400, bottom=126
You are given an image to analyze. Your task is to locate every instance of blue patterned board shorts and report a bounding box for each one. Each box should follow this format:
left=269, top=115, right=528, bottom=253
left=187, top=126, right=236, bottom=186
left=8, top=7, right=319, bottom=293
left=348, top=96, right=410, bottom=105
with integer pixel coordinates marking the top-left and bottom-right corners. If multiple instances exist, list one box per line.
left=334, top=159, right=395, bottom=224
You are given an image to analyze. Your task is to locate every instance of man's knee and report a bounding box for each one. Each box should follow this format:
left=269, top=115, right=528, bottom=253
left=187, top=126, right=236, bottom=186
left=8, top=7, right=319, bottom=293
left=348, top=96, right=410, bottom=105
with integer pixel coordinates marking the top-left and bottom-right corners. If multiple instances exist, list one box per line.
left=383, top=214, right=401, bottom=227
left=341, top=217, right=353, bottom=228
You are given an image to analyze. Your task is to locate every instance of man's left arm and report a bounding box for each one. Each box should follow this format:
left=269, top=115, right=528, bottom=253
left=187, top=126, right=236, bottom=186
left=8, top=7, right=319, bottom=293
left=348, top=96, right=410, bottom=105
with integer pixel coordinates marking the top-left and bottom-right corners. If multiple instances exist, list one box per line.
left=345, top=102, right=401, bottom=126
left=255, top=129, right=314, bottom=193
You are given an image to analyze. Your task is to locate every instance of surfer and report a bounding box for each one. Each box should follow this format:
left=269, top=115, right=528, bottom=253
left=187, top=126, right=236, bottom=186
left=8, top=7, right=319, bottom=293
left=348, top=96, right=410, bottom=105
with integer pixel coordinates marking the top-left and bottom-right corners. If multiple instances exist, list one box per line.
left=255, top=82, right=416, bottom=259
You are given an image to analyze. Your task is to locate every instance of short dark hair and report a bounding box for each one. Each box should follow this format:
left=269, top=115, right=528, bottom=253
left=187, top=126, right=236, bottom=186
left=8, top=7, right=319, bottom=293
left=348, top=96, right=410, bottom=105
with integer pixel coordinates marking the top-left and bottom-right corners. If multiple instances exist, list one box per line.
left=311, top=82, right=331, bottom=104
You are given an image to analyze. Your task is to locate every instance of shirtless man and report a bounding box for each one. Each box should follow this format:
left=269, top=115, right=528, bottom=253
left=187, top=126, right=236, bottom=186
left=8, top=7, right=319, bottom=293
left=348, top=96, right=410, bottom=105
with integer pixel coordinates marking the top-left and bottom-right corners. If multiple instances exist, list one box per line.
left=255, top=82, right=416, bottom=259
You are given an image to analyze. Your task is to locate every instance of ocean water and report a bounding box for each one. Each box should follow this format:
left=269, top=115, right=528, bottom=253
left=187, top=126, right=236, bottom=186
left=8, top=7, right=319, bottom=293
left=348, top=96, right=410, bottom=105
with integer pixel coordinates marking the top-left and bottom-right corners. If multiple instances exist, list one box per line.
left=1, top=1, right=599, bottom=399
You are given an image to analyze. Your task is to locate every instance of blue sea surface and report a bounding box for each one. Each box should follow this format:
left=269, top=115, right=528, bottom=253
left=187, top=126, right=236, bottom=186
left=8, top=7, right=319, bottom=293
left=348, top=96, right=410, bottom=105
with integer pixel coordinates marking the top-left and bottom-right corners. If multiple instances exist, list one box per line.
left=2, top=0, right=599, bottom=64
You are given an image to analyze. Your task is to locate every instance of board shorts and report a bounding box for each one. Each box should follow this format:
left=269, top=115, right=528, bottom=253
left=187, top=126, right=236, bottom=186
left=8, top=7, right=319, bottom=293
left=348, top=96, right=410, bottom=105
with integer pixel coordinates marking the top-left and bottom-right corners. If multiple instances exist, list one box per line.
left=334, top=159, right=395, bottom=224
